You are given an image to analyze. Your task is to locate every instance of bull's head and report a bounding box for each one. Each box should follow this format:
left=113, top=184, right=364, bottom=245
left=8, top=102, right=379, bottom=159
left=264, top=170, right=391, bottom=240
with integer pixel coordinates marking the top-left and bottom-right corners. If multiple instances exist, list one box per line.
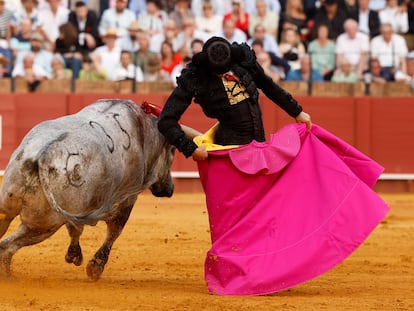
left=149, top=143, right=175, bottom=198
left=149, top=123, right=201, bottom=198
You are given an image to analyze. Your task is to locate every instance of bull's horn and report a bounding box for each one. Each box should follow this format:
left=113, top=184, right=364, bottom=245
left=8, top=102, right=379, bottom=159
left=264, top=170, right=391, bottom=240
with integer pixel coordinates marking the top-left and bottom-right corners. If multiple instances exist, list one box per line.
left=180, top=124, right=202, bottom=139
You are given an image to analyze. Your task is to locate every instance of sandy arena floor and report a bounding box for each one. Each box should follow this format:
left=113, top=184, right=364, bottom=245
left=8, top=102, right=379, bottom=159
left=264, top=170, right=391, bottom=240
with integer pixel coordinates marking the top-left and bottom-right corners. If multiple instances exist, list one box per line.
left=0, top=192, right=413, bottom=311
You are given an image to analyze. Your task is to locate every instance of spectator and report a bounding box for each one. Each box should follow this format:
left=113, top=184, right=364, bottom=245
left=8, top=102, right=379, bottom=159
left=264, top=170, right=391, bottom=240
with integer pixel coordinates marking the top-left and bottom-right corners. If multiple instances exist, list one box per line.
left=368, top=0, right=386, bottom=11
left=10, top=0, right=41, bottom=36
left=348, top=0, right=380, bottom=38
left=143, top=52, right=171, bottom=81
left=78, top=52, right=107, bottom=80
left=37, top=0, right=70, bottom=50
left=379, top=0, right=409, bottom=34
left=195, top=0, right=223, bottom=36
left=362, top=57, right=393, bottom=83
left=14, top=31, right=53, bottom=76
left=191, top=0, right=230, bottom=17
left=370, top=23, right=409, bottom=78
left=94, top=28, right=122, bottom=80
left=134, top=29, right=158, bottom=74
left=279, top=0, right=308, bottom=41
left=54, top=22, right=83, bottom=79
left=158, top=0, right=175, bottom=14
left=171, top=54, right=191, bottom=85
left=286, top=54, right=324, bottom=81
left=312, top=0, right=349, bottom=40
left=223, top=0, right=249, bottom=38
left=128, top=0, right=147, bottom=17
left=12, top=52, right=49, bottom=91
left=335, top=19, right=370, bottom=77
left=244, top=0, right=281, bottom=17
left=160, top=40, right=182, bottom=75
left=68, top=1, right=100, bottom=58
left=248, top=0, right=279, bottom=38
left=149, top=19, right=181, bottom=54
left=308, top=23, right=336, bottom=80
left=175, top=16, right=209, bottom=57
left=9, top=17, right=33, bottom=56
left=0, top=0, right=13, bottom=48
left=0, top=47, right=11, bottom=77
left=116, top=20, right=140, bottom=53
left=137, top=0, right=168, bottom=37
left=114, top=49, right=144, bottom=81
left=279, top=28, right=306, bottom=71
left=251, top=38, right=290, bottom=76
left=169, top=0, right=195, bottom=31
left=256, top=50, right=284, bottom=82
left=331, top=58, right=360, bottom=82
left=247, top=23, right=280, bottom=57
left=98, top=0, right=136, bottom=40
left=50, top=52, right=72, bottom=79
left=190, top=38, right=204, bottom=56
left=217, top=16, right=246, bottom=43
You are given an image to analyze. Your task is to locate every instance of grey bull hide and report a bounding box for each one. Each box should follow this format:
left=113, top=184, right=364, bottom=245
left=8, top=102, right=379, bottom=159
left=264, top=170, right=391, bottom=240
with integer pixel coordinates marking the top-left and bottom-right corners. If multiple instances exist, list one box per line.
left=0, top=99, right=196, bottom=280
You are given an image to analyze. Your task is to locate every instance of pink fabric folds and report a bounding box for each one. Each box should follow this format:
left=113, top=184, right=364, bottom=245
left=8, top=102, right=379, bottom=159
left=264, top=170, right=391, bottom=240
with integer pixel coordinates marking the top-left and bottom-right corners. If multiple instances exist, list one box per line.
left=197, top=124, right=389, bottom=296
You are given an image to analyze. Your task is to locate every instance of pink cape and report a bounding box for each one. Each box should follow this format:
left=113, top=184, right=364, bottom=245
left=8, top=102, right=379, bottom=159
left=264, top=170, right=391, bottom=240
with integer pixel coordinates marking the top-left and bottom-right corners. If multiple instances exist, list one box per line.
left=197, top=124, right=390, bottom=296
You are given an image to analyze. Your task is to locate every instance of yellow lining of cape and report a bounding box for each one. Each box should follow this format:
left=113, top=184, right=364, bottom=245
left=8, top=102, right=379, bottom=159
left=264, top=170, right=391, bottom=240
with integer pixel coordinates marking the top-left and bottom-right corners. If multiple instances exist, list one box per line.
left=193, top=123, right=239, bottom=151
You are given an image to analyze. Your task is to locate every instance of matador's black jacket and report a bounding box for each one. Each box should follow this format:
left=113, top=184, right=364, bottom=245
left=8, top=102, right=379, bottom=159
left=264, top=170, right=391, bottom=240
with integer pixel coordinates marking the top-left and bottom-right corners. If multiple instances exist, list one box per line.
left=158, top=42, right=303, bottom=158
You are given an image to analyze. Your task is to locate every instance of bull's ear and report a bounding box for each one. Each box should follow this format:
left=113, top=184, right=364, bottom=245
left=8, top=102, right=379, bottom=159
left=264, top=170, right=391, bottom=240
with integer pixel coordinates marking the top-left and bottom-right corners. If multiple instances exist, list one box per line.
left=180, top=124, right=202, bottom=139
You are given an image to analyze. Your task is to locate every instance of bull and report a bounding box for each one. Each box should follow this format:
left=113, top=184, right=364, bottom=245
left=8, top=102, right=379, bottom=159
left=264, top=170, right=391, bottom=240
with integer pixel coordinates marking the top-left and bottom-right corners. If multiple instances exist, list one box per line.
left=0, top=99, right=198, bottom=280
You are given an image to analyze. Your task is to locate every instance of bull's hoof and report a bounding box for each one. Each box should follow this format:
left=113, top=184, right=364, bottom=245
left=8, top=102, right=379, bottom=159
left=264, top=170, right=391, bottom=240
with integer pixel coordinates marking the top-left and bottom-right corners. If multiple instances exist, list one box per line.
left=65, top=245, right=83, bottom=266
left=86, top=258, right=104, bottom=281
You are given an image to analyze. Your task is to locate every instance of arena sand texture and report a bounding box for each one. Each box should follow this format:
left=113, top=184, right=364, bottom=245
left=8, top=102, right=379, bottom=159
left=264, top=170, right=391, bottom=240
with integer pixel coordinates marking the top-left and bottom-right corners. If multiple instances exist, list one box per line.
left=0, top=192, right=413, bottom=311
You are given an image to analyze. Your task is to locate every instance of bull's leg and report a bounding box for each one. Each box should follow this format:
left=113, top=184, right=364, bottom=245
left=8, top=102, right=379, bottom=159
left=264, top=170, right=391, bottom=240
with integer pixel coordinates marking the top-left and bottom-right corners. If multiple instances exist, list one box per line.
left=0, top=224, right=60, bottom=277
left=86, top=201, right=135, bottom=281
left=65, top=223, right=84, bottom=266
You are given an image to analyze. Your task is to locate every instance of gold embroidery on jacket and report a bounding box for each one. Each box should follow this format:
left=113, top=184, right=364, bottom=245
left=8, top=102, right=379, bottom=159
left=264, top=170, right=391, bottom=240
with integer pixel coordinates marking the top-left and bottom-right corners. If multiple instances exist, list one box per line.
left=220, top=73, right=250, bottom=105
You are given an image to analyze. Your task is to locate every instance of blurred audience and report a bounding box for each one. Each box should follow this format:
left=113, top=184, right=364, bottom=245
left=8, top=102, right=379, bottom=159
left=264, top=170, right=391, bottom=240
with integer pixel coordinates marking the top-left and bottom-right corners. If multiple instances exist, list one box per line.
left=279, top=28, right=306, bottom=71
left=370, top=23, right=409, bottom=79
left=223, top=0, right=249, bottom=38
left=286, top=54, right=324, bottom=81
left=379, top=0, right=408, bottom=34
left=68, top=1, right=100, bottom=58
left=98, top=0, right=135, bottom=40
left=0, top=0, right=13, bottom=48
left=331, top=59, right=360, bottom=82
left=218, top=17, right=246, bottom=43
left=248, top=0, right=279, bottom=38
left=78, top=52, right=107, bottom=80
left=195, top=0, right=223, bottom=36
left=12, top=51, right=48, bottom=91
left=169, top=0, right=195, bottom=31
left=94, top=28, right=121, bottom=80
left=137, top=0, right=168, bottom=37
left=312, top=0, right=348, bottom=40
left=9, top=17, right=33, bottom=55
left=307, top=23, right=336, bottom=80
left=348, top=0, right=380, bottom=38
left=335, top=19, right=369, bottom=78
left=54, top=22, right=82, bottom=79
left=114, top=49, right=144, bottom=81
left=37, top=0, right=70, bottom=50
left=50, top=52, right=72, bottom=79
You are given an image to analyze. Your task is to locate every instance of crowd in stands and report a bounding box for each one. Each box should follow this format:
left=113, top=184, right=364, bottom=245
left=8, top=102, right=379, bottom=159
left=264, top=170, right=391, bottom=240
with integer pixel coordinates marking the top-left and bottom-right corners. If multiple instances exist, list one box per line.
left=0, top=0, right=414, bottom=92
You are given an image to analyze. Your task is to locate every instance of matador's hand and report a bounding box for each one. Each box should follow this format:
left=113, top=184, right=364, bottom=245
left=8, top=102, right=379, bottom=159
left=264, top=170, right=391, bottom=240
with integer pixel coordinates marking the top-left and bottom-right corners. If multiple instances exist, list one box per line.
left=192, top=146, right=208, bottom=161
left=295, top=111, right=312, bottom=130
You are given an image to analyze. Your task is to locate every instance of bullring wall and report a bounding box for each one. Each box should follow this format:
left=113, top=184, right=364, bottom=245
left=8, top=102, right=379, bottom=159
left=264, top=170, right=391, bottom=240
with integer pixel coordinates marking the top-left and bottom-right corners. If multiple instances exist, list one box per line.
left=0, top=93, right=413, bottom=192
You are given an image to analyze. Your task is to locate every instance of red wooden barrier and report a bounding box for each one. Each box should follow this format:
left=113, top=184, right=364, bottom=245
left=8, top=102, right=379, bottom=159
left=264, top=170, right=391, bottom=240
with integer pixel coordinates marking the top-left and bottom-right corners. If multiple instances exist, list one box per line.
left=1, top=94, right=413, bottom=192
